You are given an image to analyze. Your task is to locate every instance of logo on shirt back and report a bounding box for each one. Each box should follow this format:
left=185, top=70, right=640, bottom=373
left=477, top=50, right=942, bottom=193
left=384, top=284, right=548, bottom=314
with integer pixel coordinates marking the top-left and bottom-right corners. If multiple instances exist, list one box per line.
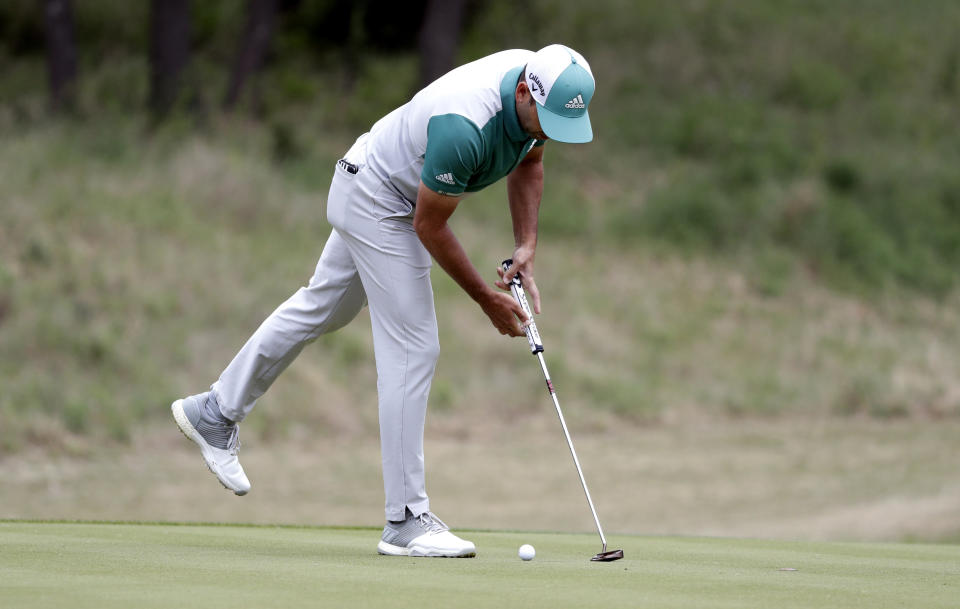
left=435, top=173, right=456, bottom=185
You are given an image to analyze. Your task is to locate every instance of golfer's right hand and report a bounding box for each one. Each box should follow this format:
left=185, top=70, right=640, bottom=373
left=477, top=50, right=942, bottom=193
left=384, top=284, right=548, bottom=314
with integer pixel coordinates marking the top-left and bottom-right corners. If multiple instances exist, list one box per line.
left=480, top=290, right=529, bottom=337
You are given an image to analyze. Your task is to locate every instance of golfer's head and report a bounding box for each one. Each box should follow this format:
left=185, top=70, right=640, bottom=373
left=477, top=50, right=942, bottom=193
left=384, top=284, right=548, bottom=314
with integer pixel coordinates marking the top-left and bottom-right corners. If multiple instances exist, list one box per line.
left=522, top=44, right=595, bottom=144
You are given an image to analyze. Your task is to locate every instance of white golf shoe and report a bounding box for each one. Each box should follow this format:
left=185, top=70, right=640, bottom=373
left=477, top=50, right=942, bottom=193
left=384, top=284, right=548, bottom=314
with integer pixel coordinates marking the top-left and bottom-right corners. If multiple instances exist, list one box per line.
left=377, top=510, right=476, bottom=557
left=171, top=392, right=250, bottom=496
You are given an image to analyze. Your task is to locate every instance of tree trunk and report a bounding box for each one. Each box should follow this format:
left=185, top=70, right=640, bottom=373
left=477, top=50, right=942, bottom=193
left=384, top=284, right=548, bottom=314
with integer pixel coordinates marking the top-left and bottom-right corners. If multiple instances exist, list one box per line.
left=417, top=0, right=467, bottom=88
left=149, top=0, right=191, bottom=120
left=223, top=0, right=278, bottom=111
left=41, top=0, right=78, bottom=113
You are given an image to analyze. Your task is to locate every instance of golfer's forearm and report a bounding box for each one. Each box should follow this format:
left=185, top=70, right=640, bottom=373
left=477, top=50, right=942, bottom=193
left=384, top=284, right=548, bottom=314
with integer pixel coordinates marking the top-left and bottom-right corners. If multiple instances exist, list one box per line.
left=507, top=161, right=543, bottom=250
left=417, top=223, right=493, bottom=305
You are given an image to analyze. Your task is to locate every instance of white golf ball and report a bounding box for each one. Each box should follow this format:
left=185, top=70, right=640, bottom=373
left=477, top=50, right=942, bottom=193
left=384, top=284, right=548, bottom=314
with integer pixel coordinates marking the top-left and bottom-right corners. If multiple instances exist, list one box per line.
left=518, top=544, right=536, bottom=561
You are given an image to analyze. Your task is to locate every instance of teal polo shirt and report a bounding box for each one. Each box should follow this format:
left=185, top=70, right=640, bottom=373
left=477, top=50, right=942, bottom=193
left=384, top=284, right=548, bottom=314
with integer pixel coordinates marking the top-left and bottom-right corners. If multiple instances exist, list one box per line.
left=346, top=49, right=545, bottom=204
left=421, top=65, right=545, bottom=196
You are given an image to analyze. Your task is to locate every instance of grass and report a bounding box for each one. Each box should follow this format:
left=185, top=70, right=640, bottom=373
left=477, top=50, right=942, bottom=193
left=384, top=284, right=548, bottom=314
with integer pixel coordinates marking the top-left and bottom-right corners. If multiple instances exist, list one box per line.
left=2, top=116, right=960, bottom=453
left=3, top=420, right=959, bottom=543
left=462, top=0, right=960, bottom=297
left=1, top=521, right=958, bottom=609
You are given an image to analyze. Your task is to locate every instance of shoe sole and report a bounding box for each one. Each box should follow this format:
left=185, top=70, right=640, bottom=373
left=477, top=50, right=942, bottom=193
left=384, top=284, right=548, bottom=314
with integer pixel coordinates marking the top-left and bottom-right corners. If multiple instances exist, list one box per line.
left=171, top=399, right=248, bottom=496
left=376, top=540, right=476, bottom=558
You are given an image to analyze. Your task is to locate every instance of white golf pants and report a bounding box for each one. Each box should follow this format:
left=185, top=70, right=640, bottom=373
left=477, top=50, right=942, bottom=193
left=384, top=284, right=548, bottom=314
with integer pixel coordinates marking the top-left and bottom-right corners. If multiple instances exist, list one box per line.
left=211, top=153, right=438, bottom=522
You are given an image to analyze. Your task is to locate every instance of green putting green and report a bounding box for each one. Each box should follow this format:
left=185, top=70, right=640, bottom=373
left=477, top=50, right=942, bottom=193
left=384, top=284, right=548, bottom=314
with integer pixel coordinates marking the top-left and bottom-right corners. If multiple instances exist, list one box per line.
left=1, top=522, right=957, bottom=609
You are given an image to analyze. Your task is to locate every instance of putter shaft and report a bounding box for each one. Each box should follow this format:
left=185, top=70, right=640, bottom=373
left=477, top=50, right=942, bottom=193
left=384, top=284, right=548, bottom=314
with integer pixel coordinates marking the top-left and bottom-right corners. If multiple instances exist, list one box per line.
left=535, top=351, right=608, bottom=553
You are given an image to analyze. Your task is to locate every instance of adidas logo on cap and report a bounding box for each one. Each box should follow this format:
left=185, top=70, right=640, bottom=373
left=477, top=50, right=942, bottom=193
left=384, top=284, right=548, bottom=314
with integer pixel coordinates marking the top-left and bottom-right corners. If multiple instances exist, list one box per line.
left=564, top=94, right=586, bottom=109
left=435, top=173, right=455, bottom=185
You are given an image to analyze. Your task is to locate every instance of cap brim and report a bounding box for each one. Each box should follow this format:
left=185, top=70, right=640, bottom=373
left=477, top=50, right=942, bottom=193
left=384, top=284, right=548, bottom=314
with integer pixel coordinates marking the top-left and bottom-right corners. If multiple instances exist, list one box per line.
left=536, top=104, right=593, bottom=143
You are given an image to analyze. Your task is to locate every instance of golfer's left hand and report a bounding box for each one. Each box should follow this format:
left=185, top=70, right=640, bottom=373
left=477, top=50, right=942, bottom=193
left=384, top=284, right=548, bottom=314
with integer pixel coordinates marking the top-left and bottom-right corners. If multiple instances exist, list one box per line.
left=495, top=248, right=541, bottom=315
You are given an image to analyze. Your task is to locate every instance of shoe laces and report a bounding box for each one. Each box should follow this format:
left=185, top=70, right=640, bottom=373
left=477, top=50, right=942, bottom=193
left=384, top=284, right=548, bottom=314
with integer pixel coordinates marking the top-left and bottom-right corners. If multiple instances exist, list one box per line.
left=227, top=424, right=241, bottom=456
left=418, top=512, right=449, bottom=534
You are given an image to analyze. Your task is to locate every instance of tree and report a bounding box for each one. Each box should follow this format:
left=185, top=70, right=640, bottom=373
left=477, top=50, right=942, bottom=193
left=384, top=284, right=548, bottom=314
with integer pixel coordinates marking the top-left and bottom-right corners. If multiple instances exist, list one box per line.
left=41, top=0, right=78, bottom=112
left=148, top=0, right=191, bottom=120
left=417, top=0, right=468, bottom=88
left=223, top=0, right=278, bottom=112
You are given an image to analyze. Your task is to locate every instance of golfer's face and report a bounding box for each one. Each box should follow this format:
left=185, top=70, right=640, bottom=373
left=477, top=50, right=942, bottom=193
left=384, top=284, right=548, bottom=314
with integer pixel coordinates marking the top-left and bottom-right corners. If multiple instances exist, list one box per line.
left=527, top=107, right=548, bottom=141
left=522, top=96, right=549, bottom=141
left=516, top=83, right=549, bottom=141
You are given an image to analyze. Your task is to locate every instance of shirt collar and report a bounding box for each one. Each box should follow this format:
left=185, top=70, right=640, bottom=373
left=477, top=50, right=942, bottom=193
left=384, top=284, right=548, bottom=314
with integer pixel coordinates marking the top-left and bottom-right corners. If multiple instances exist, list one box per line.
left=500, top=66, right=532, bottom=143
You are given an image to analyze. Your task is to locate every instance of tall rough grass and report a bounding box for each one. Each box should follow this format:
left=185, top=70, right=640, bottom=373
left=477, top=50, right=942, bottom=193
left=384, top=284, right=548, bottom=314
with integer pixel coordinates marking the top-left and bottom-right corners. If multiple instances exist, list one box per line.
left=2, top=0, right=960, bottom=452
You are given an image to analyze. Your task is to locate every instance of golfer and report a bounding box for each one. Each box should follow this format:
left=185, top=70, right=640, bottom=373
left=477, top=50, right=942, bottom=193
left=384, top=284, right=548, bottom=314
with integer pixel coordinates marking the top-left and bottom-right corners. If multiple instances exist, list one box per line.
left=172, top=44, right=596, bottom=557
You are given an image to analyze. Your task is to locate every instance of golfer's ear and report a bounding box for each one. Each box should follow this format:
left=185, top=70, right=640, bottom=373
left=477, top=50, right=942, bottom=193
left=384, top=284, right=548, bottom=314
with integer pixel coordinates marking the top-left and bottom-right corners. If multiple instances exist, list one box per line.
left=516, top=80, right=531, bottom=104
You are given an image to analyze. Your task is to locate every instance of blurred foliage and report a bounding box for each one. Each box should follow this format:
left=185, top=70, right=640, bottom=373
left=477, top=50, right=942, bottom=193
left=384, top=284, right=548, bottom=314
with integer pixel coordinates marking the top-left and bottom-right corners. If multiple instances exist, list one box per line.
left=4, top=0, right=960, bottom=295
left=0, top=0, right=430, bottom=58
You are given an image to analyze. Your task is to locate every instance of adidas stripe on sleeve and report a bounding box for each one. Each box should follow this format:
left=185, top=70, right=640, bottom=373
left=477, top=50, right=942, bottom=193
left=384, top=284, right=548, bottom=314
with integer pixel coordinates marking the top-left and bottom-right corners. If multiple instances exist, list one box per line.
left=421, top=114, right=484, bottom=196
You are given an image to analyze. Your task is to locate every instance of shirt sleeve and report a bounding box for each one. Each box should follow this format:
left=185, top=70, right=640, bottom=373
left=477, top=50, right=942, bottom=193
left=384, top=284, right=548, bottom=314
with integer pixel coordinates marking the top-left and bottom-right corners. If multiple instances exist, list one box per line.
left=421, top=114, right=484, bottom=196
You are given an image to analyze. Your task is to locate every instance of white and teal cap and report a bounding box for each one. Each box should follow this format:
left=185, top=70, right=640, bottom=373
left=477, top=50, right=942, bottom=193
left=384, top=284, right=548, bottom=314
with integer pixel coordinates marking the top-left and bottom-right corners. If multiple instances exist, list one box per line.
left=524, top=44, right=595, bottom=143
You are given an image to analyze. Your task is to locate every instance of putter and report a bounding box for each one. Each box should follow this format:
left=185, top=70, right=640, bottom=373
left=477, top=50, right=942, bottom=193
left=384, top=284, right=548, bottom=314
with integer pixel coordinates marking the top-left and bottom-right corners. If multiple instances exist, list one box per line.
left=502, top=260, right=624, bottom=562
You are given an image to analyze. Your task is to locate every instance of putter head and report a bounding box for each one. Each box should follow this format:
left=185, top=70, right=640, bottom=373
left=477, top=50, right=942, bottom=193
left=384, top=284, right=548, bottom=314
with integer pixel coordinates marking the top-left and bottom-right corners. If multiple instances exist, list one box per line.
left=591, top=549, right=624, bottom=562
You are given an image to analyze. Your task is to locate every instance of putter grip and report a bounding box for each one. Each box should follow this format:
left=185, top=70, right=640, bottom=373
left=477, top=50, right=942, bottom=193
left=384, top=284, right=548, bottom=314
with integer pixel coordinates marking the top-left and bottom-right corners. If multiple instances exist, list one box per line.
left=502, top=259, right=544, bottom=354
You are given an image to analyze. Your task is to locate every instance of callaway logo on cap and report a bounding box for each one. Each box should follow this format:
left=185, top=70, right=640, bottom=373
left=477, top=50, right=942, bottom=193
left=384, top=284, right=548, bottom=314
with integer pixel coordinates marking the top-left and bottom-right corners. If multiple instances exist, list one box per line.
left=524, top=44, right=595, bottom=143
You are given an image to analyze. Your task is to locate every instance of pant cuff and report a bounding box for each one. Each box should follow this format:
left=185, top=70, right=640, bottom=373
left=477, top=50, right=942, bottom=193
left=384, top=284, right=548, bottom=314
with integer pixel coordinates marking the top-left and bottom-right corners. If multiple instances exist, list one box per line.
left=386, top=498, right=430, bottom=522
left=209, top=384, right=243, bottom=423
left=406, top=498, right=431, bottom=519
